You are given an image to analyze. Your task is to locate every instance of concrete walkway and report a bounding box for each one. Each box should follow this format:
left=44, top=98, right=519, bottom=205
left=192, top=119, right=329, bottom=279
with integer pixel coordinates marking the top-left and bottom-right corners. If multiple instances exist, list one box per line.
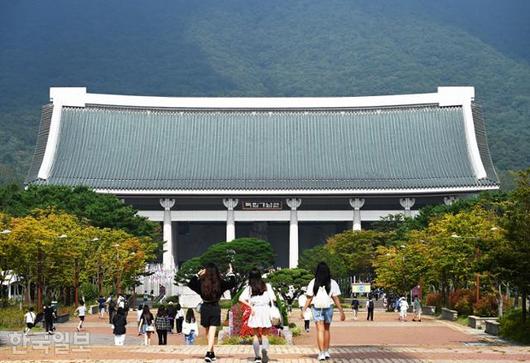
left=0, top=309, right=528, bottom=362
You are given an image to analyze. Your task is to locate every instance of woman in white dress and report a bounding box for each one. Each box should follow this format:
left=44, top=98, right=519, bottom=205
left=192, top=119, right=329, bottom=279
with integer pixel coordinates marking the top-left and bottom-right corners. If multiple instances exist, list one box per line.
left=239, top=268, right=276, bottom=363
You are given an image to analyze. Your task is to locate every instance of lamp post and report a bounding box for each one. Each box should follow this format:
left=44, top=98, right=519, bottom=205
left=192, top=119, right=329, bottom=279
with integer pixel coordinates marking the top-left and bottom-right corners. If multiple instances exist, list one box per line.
left=113, top=243, right=121, bottom=294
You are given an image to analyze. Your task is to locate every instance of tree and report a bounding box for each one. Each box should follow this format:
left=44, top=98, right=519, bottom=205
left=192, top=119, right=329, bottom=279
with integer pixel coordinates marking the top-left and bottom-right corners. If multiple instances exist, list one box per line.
left=326, top=230, right=387, bottom=278
left=199, top=238, right=275, bottom=290
left=0, top=185, right=159, bottom=239
left=267, top=268, right=313, bottom=310
left=174, top=257, right=202, bottom=285
left=494, top=169, right=530, bottom=322
left=299, top=245, right=348, bottom=279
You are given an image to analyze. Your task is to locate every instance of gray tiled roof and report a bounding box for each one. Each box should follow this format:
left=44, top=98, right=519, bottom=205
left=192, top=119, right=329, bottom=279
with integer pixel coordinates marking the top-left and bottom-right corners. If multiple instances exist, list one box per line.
left=27, top=104, right=498, bottom=191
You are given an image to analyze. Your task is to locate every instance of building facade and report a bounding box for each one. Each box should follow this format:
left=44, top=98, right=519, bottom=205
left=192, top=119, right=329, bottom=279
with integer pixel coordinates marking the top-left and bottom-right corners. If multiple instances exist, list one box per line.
left=27, top=87, right=498, bottom=277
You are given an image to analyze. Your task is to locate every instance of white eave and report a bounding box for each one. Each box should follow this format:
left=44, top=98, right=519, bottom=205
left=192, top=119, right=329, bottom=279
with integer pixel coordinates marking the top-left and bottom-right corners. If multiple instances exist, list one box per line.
left=49, top=86, right=475, bottom=109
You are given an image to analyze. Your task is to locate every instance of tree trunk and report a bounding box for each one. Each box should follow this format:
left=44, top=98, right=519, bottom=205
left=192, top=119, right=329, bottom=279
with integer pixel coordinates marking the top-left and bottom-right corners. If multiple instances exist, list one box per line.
left=522, top=289, right=527, bottom=323
left=514, top=289, right=519, bottom=308
left=498, top=283, right=503, bottom=317
left=25, top=280, right=31, bottom=305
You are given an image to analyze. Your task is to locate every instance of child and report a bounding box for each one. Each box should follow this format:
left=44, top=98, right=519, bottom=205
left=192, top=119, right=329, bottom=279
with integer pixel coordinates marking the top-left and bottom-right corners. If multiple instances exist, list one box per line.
left=23, top=307, right=36, bottom=336
left=182, top=308, right=199, bottom=345
left=399, top=296, right=409, bottom=322
left=303, top=305, right=312, bottom=332
left=75, top=300, right=87, bottom=332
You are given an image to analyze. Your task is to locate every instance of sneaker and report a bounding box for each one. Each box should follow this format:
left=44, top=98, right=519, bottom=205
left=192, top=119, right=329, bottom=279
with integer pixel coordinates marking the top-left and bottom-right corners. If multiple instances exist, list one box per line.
left=204, top=352, right=212, bottom=362
left=318, top=352, right=326, bottom=361
left=210, top=351, right=217, bottom=361
left=324, top=351, right=331, bottom=359
left=254, top=357, right=262, bottom=363
left=262, top=348, right=269, bottom=363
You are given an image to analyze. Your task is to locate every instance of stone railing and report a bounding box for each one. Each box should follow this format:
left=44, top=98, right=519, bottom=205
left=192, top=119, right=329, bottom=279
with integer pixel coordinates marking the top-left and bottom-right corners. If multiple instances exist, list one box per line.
left=468, top=315, right=497, bottom=330
left=421, top=306, right=436, bottom=315
left=485, top=320, right=500, bottom=336
left=440, top=307, right=458, bottom=321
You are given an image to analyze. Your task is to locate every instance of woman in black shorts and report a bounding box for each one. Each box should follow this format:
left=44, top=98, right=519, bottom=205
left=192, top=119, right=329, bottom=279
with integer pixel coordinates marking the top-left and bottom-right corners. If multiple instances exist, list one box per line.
left=188, top=263, right=235, bottom=362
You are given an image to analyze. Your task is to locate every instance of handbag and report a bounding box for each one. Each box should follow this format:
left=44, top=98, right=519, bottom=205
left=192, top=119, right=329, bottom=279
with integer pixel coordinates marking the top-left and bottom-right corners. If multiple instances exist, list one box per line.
left=267, top=289, right=282, bottom=326
left=146, top=324, right=155, bottom=332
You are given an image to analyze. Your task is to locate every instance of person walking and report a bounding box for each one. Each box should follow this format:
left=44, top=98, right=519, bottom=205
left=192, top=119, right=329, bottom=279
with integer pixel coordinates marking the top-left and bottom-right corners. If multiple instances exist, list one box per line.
left=175, top=303, right=184, bottom=334
left=97, top=295, right=106, bottom=319
left=136, top=304, right=144, bottom=336
left=167, top=301, right=176, bottom=334
left=366, top=296, right=374, bottom=321
left=399, top=296, right=409, bottom=322
left=302, top=262, right=346, bottom=361
left=412, top=295, right=422, bottom=322
left=303, top=306, right=312, bottom=332
left=112, top=307, right=127, bottom=346
left=139, top=305, right=155, bottom=345
left=182, top=308, right=199, bottom=345
left=75, top=300, right=87, bottom=331
left=155, top=306, right=171, bottom=345
left=188, top=262, right=236, bottom=362
left=351, top=296, right=360, bottom=320
left=43, top=303, right=56, bottom=335
left=239, top=268, right=276, bottom=363
left=23, top=307, right=36, bottom=336
left=107, top=295, right=116, bottom=324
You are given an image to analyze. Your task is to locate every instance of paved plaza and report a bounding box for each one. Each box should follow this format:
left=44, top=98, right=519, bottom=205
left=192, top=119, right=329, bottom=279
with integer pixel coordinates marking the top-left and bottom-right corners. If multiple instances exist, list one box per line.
left=1, top=310, right=529, bottom=362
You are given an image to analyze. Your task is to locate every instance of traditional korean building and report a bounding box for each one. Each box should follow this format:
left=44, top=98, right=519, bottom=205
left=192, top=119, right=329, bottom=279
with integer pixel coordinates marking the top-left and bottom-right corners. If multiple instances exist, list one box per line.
left=27, top=87, right=498, bottom=274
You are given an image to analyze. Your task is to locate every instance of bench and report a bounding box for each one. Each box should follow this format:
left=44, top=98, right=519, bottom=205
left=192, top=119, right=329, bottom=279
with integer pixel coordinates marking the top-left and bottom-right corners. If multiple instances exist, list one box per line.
left=422, top=306, right=436, bottom=315
left=485, top=320, right=500, bottom=336
left=56, top=314, right=70, bottom=323
left=89, top=305, right=99, bottom=315
left=468, top=315, right=497, bottom=329
left=441, top=307, right=458, bottom=321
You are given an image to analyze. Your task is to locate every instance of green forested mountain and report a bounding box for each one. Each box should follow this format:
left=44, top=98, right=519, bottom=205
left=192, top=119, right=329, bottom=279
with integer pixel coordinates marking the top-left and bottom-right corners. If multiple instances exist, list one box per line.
left=0, top=0, right=529, bottom=185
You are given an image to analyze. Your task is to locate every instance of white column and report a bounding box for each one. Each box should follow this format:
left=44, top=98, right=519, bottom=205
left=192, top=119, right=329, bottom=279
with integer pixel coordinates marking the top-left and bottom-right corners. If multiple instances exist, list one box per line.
left=160, top=198, right=176, bottom=270
left=286, top=198, right=302, bottom=268
left=444, top=195, right=458, bottom=206
left=349, top=198, right=365, bottom=231
left=223, top=198, right=239, bottom=242
left=399, top=197, right=416, bottom=218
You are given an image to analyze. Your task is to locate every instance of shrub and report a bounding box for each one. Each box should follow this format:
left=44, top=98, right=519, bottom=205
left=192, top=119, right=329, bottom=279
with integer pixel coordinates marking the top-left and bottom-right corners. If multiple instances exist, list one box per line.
left=268, top=335, right=287, bottom=345
left=80, top=282, right=99, bottom=303
left=425, top=292, right=442, bottom=308
left=449, top=289, right=474, bottom=315
left=0, top=306, right=24, bottom=330
left=165, top=295, right=179, bottom=304
left=499, top=309, right=530, bottom=345
left=290, top=325, right=302, bottom=337
left=219, top=300, right=233, bottom=309
left=473, top=294, right=498, bottom=317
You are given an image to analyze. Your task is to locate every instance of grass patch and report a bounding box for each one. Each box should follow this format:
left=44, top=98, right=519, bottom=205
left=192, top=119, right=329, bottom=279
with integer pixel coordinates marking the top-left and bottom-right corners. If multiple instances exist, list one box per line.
left=456, top=315, right=469, bottom=326
left=0, top=306, right=24, bottom=330
left=499, top=309, right=530, bottom=345
left=221, top=335, right=287, bottom=345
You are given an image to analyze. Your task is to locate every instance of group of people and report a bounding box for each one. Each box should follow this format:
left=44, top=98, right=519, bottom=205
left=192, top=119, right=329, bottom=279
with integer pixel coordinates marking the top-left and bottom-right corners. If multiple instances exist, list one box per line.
left=23, top=302, right=57, bottom=336
left=350, top=295, right=376, bottom=321
left=395, top=295, right=422, bottom=322
left=185, top=260, right=346, bottom=362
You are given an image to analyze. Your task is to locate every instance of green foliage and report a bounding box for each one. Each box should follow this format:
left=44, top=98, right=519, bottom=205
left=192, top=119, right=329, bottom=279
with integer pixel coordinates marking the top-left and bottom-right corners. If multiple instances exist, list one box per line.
left=0, top=185, right=159, bottom=239
left=267, top=268, right=313, bottom=298
left=175, top=257, right=203, bottom=284
left=499, top=309, right=530, bottom=345
left=327, top=230, right=387, bottom=276
left=299, top=245, right=348, bottom=279
left=0, top=1, right=529, bottom=186
left=0, top=306, right=24, bottom=330
left=200, top=238, right=275, bottom=288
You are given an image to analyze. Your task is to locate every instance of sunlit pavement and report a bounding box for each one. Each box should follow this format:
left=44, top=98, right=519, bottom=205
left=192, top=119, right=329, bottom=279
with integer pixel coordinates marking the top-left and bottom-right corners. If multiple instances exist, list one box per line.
left=1, top=309, right=529, bottom=362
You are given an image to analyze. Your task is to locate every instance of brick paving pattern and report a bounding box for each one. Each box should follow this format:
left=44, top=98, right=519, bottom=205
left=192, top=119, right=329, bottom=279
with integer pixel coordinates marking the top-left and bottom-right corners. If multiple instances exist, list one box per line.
left=1, top=310, right=529, bottom=362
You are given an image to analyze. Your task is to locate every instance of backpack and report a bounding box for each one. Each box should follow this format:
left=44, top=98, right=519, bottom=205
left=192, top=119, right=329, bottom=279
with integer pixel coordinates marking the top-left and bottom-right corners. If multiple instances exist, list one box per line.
left=312, top=285, right=331, bottom=309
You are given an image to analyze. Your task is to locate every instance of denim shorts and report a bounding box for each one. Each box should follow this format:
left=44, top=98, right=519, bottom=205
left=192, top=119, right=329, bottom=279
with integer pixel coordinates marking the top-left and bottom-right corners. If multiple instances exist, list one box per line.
left=312, top=306, right=334, bottom=323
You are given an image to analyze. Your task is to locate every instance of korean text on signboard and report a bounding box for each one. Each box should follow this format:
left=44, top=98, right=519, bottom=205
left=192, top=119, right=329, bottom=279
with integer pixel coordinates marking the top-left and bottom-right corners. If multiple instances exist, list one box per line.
left=241, top=201, right=282, bottom=210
